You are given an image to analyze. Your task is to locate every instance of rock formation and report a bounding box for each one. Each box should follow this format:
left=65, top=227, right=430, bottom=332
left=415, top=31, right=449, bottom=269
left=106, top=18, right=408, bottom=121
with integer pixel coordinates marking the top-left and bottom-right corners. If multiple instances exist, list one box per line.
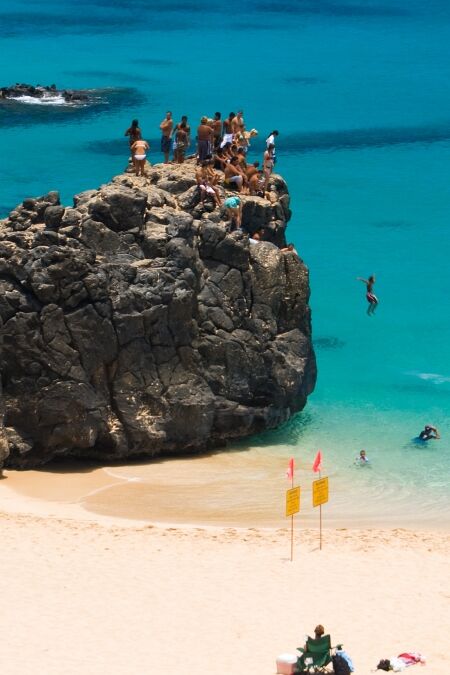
left=0, top=161, right=316, bottom=468
left=0, top=83, right=89, bottom=103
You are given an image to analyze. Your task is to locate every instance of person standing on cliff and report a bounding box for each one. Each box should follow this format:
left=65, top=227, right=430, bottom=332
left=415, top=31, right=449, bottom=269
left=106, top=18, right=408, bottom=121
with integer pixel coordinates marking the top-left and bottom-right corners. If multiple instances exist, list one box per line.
left=124, top=119, right=142, bottom=170
left=160, top=111, right=173, bottom=163
left=197, top=116, right=214, bottom=163
left=357, top=275, right=379, bottom=315
left=221, top=112, right=235, bottom=148
left=212, top=112, right=222, bottom=149
left=131, top=138, right=149, bottom=176
left=266, top=129, right=279, bottom=164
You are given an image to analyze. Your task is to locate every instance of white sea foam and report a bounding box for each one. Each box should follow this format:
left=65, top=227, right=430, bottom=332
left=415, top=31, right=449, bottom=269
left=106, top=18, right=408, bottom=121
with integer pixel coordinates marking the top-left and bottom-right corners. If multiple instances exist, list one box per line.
left=409, top=371, right=450, bottom=385
left=10, top=94, right=71, bottom=106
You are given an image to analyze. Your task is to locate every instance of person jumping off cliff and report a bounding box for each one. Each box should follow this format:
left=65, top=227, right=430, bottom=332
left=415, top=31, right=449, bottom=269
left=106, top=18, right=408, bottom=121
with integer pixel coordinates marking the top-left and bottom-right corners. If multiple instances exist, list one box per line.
left=357, top=275, right=379, bottom=315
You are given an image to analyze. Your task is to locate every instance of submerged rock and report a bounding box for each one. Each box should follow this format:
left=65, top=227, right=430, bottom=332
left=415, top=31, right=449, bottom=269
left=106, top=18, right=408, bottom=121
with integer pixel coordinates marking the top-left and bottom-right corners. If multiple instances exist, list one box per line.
left=0, top=83, right=89, bottom=103
left=0, top=162, right=316, bottom=468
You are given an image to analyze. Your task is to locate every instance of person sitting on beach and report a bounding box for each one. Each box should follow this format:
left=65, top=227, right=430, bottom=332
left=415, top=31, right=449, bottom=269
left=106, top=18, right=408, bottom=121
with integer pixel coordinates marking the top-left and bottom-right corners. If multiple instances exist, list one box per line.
left=196, top=161, right=222, bottom=207
left=221, top=112, right=235, bottom=148
left=224, top=195, right=242, bottom=231
left=356, top=275, right=379, bottom=315
left=263, top=144, right=275, bottom=190
left=197, top=116, right=214, bottom=163
left=160, top=111, right=173, bottom=164
left=418, top=425, right=440, bottom=440
left=224, top=157, right=246, bottom=192
left=130, top=138, right=149, bottom=176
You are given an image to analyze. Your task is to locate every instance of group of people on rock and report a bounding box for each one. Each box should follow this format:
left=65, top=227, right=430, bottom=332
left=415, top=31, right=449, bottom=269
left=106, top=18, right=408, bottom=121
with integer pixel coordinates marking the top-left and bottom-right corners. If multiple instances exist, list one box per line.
left=124, top=112, right=279, bottom=195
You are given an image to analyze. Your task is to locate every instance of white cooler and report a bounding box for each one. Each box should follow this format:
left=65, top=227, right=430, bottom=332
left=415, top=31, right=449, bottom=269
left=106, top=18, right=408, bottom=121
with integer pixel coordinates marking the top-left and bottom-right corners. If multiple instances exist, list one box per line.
left=276, top=652, right=297, bottom=675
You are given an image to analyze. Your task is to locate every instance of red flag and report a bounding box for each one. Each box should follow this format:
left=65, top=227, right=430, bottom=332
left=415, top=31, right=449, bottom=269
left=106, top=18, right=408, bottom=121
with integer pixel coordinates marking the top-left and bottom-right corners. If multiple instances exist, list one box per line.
left=286, top=457, right=294, bottom=480
left=312, top=450, right=322, bottom=473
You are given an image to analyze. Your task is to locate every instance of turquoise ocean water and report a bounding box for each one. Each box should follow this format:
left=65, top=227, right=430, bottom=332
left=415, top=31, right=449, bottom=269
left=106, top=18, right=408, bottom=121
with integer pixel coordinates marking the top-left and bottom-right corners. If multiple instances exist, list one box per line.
left=1, top=0, right=449, bottom=527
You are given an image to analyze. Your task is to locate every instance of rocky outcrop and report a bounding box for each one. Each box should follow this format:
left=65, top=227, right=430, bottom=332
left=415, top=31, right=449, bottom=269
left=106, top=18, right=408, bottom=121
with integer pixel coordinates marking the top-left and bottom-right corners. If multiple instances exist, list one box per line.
left=0, top=162, right=316, bottom=468
left=0, top=83, right=89, bottom=103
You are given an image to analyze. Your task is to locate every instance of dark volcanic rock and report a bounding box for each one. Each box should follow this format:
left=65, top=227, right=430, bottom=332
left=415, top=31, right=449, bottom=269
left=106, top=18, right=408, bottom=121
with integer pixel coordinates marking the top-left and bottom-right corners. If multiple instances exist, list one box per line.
left=0, top=162, right=316, bottom=468
left=0, top=83, right=89, bottom=103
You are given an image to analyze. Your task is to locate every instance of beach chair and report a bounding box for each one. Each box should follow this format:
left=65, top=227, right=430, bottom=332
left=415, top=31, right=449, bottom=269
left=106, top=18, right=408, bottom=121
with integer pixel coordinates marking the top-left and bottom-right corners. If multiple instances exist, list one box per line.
left=296, top=634, right=332, bottom=673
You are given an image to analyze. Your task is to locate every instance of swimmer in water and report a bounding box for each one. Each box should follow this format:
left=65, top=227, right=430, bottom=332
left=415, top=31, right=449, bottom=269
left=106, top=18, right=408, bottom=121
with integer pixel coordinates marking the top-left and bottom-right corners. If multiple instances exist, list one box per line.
left=357, top=275, right=378, bottom=315
left=355, top=449, right=370, bottom=464
left=418, top=425, right=440, bottom=441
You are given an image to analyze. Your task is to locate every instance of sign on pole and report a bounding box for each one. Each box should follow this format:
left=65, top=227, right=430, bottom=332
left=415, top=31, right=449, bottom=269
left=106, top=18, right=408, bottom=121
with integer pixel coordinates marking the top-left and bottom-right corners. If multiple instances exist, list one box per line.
left=286, top=486, right=301, bottom=516
left=285, top=485, right=301, bottom=561
left=312, top=477, right=329, bottom=507
left=312, top=476, right=329, bottom=550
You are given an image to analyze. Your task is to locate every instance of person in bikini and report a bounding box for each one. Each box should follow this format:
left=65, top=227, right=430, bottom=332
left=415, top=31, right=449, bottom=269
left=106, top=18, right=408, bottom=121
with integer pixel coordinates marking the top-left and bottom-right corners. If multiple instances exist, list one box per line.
left=160, top=111, right=173, bottom=163
left=131, top=138, right=150, bottom=176
left=263, top=143, right=275, bottom=190
left=196, top=161, right=222, bottom=207
left=173, top=123, right=188, bottom=163
left=357, top=275, right=379, bottom=315
left=125, top=119, right=142, bottom=170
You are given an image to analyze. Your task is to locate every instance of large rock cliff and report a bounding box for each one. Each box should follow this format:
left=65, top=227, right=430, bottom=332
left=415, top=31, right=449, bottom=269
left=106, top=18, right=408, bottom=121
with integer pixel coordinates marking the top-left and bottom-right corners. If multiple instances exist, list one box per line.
left=0, top=162, right=316, bottom=468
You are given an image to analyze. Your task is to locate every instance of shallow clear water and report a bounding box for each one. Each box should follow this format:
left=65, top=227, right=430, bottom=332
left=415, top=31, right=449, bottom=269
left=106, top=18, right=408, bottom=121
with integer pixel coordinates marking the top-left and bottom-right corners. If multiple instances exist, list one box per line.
left=1, top=0, right=449, bottom=526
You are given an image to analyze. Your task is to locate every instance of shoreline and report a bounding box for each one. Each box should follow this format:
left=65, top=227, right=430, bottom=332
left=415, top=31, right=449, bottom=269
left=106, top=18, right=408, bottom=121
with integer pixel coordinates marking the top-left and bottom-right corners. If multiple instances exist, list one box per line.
left=2, top=452, right=450, bottom=533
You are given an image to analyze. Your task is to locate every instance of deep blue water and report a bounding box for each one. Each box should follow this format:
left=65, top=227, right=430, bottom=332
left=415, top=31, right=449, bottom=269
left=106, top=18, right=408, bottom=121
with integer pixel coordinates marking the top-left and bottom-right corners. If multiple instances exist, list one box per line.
left=1, top=0, right=449, bottom=525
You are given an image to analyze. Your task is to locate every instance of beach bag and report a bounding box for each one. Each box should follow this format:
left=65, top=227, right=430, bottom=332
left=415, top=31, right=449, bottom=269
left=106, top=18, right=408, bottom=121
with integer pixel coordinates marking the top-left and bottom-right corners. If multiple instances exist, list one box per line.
left=332, top=653, right=352, bottom=675
left=376, top=659, right=391, bottom=671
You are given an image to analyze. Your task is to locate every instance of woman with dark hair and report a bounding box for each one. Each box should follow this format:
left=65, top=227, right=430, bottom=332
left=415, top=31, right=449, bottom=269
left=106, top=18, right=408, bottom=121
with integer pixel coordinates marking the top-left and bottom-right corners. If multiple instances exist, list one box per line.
left=357, top=275, right=379, bottom=315
left=125, top=119, right=142, bottom=170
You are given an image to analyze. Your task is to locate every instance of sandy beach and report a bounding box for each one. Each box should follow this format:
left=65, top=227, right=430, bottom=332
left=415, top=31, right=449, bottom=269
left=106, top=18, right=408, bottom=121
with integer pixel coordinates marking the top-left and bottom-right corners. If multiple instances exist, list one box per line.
left=1, top=467, right=449, bottom=675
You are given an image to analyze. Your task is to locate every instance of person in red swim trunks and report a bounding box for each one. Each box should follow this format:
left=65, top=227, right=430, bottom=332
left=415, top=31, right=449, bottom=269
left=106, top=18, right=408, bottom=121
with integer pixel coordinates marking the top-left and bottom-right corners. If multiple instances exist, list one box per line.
left=357, top=274, right=379, bottom=315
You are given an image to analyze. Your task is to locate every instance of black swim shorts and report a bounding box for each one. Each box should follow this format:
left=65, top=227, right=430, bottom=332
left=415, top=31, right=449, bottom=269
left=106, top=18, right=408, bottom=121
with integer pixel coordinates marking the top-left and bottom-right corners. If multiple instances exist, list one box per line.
left=161, top=135, right=171, bottom=153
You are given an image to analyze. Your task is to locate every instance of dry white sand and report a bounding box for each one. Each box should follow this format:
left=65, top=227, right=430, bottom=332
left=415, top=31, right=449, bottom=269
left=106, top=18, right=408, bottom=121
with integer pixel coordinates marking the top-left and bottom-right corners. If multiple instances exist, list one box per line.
left=0, top=469, right=449, bottom=675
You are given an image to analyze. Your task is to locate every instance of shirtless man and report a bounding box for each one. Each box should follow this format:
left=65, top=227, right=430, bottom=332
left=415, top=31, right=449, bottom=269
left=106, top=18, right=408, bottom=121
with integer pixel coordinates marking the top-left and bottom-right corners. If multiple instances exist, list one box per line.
left=221, top=112, right=235, bottom=148
left=246, top=161, right=260, bottom=181
left=224, top=157, right=246, bottom=193
left=231, top=110, right=245, bottom=136
left=212, top=112, right=222, bottom=149
left=160, top=111, right=173, bottom=163
left=173, top=123, right=188, bottom=164
left=197, top=116, right=214, bottom=163
left=248, top=170, right=265, bottom=196
left=131, top=138, right=150, bottom=176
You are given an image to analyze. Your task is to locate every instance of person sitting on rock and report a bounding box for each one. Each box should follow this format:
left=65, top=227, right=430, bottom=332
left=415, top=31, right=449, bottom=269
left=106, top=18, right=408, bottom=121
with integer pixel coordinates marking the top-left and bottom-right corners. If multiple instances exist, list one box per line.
left=224, top=157, right=246, bottom=193
left=248, top=170, right=265, bottom=197
left=130, top=138, right=149, bottom=177
left=212, top=147, right=228, bottom=171
left=224, top=195, right=242, bottom=231
left=196, top=161, right=222, bottom=207
left=246, top=161, right=260, bottom=181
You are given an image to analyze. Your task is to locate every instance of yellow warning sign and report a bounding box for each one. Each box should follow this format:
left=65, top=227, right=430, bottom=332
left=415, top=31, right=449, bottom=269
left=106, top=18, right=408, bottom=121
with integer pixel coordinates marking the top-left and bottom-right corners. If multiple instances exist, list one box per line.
left=312, top=477, right=329, bottom=507
left=286, top=486, right=301, bottom=517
